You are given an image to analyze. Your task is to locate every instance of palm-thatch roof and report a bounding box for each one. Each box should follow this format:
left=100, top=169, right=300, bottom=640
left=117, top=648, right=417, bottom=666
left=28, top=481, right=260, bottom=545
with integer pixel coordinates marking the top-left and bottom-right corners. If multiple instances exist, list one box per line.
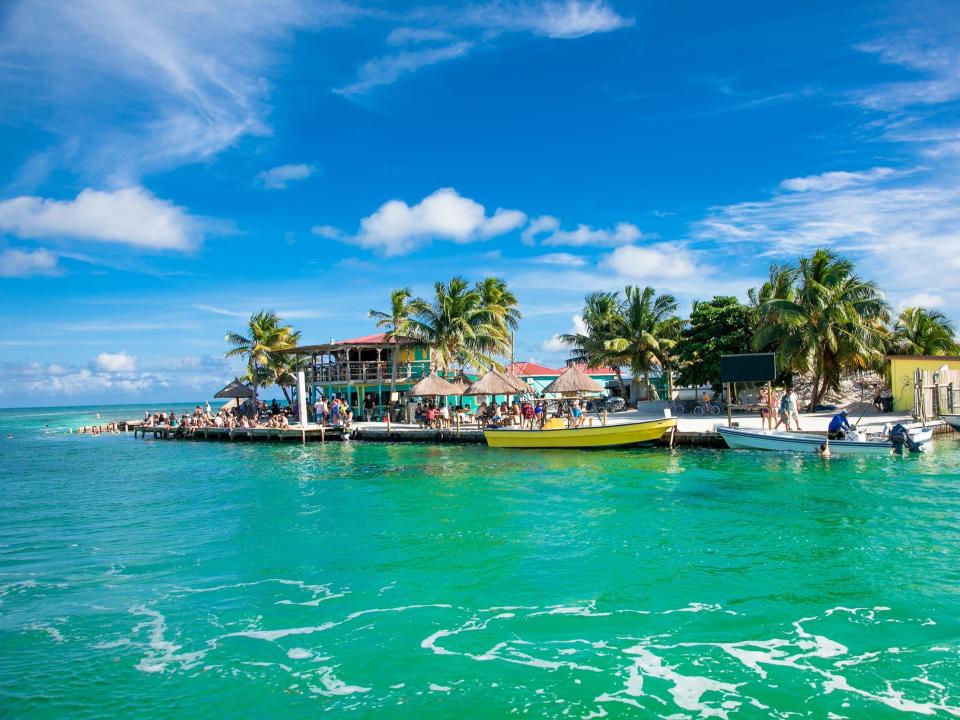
left=464, top=368, right=531, bottom=396
left=408, top=371, right=459, bottom=397
left=214, top=378, right=255, bottom=399
left=542, top=365, right=603, bottom=394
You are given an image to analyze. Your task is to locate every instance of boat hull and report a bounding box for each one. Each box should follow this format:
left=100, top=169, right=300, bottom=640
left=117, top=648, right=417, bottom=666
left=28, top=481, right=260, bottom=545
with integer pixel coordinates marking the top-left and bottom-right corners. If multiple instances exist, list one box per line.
left=484, top=417, right=677, bottom=449
left=940, top=414, right=960, bottom=432
left=718, top=426, right=895, bottom=455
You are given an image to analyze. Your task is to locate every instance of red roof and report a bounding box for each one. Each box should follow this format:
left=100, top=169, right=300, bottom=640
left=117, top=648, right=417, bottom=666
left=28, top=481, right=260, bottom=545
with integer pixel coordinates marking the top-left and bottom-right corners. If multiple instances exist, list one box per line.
left=338, top=332, right=393, bottom=345
left=574, top=364, right=617, bottom=375
left=505, top=361, right=561, bottom=376
left=506, top=361, right=617, bottom=377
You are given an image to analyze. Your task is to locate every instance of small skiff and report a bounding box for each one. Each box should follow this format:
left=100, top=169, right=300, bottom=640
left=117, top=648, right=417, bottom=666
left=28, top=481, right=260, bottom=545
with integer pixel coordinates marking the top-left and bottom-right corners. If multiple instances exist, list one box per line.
left=940, top=414, right=960, bottom=432
left=717, top=425, right=926, bottom=455
left=484, top=417, right=676, bottom=449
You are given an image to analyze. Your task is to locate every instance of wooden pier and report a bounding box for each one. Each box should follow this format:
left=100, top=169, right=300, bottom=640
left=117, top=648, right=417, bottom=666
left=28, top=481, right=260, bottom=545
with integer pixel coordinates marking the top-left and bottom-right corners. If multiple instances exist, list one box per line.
left=77, top=415, right=956, bottom=448
left=133, top=424, right=345, bottom=443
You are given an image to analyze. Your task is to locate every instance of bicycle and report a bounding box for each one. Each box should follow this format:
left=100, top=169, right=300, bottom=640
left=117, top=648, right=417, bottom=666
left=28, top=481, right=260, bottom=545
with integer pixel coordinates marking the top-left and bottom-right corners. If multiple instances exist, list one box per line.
left=669, top=400, right=686, bottom=415
left=694, top=401, right=721, bottom=416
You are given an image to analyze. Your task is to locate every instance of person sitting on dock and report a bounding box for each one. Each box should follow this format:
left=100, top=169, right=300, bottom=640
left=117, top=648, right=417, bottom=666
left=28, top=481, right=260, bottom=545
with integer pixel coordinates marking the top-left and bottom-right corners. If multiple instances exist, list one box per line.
left=828, top=409, right=853, bottom=440
left=425, top=403, right=437, bottom=428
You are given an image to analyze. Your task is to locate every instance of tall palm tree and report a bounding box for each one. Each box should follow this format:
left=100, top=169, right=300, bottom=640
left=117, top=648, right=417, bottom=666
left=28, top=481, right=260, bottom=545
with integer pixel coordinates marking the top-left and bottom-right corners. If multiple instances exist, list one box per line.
left=748, top=262, right=795, bottom=329
left=753, top=249, right=889, bottom=409
left=475, top=276, right=521, bottom=336
left=561, top=291, right=629, bottom=398
left=406, top=276, right=518, bottom=374
left=891, top=307, right=960, bottom=356
left=369, top=287, right=414, bottom=393
left=606, top=286, right=681, bottom=399
left=225, top=310, right=300, bottom=412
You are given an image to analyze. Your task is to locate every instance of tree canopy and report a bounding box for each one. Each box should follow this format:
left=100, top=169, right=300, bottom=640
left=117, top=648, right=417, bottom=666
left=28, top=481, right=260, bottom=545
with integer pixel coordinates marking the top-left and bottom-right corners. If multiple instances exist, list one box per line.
left=674, top=296, right=754, bottom=392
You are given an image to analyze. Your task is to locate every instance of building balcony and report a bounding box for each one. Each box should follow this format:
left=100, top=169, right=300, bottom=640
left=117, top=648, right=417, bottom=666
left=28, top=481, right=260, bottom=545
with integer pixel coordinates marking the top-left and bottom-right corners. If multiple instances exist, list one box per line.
left=304, top=361, right=432, bottom=386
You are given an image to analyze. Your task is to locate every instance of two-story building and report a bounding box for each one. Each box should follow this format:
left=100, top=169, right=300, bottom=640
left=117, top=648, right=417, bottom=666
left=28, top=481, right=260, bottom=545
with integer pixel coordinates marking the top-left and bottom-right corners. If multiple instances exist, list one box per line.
left=288, top=333, right=435, bottom=414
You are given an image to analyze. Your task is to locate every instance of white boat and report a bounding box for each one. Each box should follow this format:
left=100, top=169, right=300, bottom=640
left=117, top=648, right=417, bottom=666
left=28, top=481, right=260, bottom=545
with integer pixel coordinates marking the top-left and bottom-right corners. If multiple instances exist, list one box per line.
left=940, top=414, right=960, bottom=432
left=717, top=425, right=923, bottom=455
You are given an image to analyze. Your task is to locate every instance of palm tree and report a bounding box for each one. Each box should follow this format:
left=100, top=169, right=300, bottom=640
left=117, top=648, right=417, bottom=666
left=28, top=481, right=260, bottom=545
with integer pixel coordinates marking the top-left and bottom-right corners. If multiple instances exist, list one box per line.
left=369, top=288, right=414, bottom=394
left=406, top=276, right=518, bottom=374
left=257, top=350, right=301, bottom=406
left=476, top=277, right=523, bottom=342
left=753, top=249, right=889, bottom=410
left=561, top=291, right=629, bottom=398
left=225, top=310, right=300, bottom=412
left=606, top=286, right=681, bottom=400
left=890, top=307, right=960, bottom=356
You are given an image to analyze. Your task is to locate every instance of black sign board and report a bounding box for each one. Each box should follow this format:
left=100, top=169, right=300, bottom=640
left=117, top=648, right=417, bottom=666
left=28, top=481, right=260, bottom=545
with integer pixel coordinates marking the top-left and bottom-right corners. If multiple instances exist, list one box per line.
left=720, top=353, right=776, bottom=383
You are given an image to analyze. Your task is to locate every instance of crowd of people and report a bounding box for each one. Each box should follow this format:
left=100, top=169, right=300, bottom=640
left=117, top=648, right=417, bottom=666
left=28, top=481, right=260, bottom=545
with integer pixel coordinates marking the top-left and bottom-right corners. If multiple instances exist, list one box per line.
left=412, top=397, right=588, bottom=430
left=141, top=399, right=296, bottom=433
left=312, top=395, right=355, bottom=427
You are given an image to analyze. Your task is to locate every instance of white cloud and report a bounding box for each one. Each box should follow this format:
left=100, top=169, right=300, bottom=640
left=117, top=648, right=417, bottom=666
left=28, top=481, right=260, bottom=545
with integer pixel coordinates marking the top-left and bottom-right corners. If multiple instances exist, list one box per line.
left=341, top=187, right=526, bottom=256
left=854, top=35, right=960, bottom=111
left=541, top=314, right=587, bottom=352
left=898, top=292, right=945, bottom=309
left=338, top=1, right=631, bottom=96
left=695, top=168, right=960, bottom=311
left=0, top=187, right=198, bottom=251
left=779, top=167, right=896, bottom=193
left=600, top=243, right=703, bottom=281
left=386, top=27, right=455, bottom=45
left=522, top=215, right=644, bottom=247
left=0, top=2, right=357, bottom=180
left=0, top=354, right=246, bottom=404
left=532, top=252, right=587, bottom=266
left=95, top=351, right=138, bottom=373
left=464, top=0, right=633, bottom=39
left=521, top=215, right=560, bottom=244
left=540, top=221, right=643, bottom=247
left=192, top=304, right=249, bottom=318
left=541, top=335, right=571, bottom=352
left=0, top=248, right=60, bottom=278
left=334, top=42, right=475, bottom=97
left=311, top=225, right=347, bottom=241
left=256, top=163, right=316, bottom=190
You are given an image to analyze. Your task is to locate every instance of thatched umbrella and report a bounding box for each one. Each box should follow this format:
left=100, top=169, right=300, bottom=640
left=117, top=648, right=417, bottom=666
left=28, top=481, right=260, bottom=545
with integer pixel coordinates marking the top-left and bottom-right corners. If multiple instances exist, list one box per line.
left=214, top=378, right=255, bottom=409
left=542, top=365, right=603, bottom=395
left=465, top=369, right=529, bottom=396
left=408, top=371, right=459, bottom=398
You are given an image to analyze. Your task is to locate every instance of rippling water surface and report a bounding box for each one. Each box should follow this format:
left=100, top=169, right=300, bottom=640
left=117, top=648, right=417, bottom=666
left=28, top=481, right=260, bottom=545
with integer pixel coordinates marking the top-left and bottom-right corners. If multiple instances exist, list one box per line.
left=2, top=405, right=959, bottom=718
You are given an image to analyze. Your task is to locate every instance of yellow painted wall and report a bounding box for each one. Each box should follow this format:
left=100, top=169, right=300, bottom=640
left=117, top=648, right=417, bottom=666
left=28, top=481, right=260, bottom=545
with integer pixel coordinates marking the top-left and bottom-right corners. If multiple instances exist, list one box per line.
left=396, top=345, right=430, bottom=363
left=888, top=356, right=960, bottom=411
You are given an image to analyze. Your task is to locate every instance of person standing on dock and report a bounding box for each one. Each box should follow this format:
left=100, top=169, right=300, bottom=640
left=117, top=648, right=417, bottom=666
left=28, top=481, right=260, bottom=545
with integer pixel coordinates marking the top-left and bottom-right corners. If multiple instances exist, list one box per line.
left=779, top=386, right=801, bottom=431
left=364, top=394, right=375, bottom=422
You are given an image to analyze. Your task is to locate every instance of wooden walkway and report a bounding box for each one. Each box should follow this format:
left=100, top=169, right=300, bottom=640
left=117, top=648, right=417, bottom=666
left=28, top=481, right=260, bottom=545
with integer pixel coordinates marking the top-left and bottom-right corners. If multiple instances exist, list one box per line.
left=133, top=424, right=345, bottom=443
left=84, top=416, right=955, bottom=448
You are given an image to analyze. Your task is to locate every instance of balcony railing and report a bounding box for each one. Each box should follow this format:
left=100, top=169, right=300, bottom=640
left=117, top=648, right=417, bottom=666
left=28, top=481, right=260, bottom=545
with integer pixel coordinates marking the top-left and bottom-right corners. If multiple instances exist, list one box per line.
left=304, top=361, right=432, bottom=385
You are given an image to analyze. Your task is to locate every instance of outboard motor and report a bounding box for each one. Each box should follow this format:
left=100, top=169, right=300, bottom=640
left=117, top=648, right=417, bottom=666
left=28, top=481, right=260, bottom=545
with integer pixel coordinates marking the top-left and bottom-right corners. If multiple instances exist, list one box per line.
left=889, top=423, right=923, bottom=455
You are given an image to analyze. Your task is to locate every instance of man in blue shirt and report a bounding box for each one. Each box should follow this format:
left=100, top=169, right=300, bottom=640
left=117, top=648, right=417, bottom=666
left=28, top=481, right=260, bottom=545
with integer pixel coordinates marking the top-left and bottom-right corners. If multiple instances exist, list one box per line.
left=828, top=409, right=854, bottom=440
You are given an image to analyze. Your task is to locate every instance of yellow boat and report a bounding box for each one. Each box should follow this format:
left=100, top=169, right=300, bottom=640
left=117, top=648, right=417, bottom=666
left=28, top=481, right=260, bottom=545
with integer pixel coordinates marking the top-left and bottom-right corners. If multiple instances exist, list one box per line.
left=483, top=417, right=677, bottom=449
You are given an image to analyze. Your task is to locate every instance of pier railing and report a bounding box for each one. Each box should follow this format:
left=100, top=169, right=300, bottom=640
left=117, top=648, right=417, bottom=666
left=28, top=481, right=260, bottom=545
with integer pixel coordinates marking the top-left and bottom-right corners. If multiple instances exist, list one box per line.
left=305, top=361, right=432, bottom=385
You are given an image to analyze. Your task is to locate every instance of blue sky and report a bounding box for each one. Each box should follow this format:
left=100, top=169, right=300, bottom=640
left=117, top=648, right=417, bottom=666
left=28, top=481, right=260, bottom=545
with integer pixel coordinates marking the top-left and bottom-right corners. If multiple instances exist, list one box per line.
left=1, top=0, right=958, bottom=406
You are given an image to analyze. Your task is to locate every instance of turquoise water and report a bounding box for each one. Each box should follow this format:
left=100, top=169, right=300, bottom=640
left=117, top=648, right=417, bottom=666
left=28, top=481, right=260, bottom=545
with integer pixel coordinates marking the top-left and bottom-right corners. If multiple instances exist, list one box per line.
left=2, top=405, right=959, bottom=718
